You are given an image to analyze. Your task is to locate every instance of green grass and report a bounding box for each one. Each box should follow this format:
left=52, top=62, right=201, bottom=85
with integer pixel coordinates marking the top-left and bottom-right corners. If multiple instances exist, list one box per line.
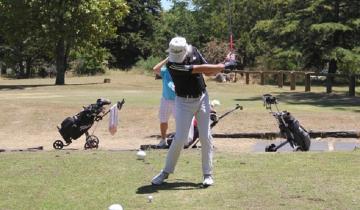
left=1, top=71, right=360, bottom=209
left=1, top=150, right=360, bottom=210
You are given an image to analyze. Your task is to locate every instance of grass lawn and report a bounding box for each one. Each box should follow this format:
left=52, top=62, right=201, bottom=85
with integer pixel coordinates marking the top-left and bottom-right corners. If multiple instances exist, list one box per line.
left=0, top=71, right=359, bottom=209
left=1, top=150, right=360, bottom=210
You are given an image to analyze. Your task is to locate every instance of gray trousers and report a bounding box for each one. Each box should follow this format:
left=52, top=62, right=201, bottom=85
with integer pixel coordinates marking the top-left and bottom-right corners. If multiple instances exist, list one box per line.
left=164, top=91, right=213, bottom=175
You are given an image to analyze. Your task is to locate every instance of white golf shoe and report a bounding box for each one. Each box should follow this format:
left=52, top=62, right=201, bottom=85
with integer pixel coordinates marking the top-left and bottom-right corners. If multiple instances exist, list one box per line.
left=202, top=175, right=214, bottom=186
left=151, top=170, right=169, bottom=185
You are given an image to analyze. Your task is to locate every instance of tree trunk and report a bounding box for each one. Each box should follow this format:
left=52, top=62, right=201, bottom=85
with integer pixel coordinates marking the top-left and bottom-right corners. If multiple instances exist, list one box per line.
left=328, top=59, right=337, bottom=74
left=18, top=61, right=25, bottom=78
left=328, top=0, right=340, bottom=76
left=55, top=38, right=66, bottom=85
left=0, top=62, right=5, bottom=75
left=25, top=58, right=32, bottom=78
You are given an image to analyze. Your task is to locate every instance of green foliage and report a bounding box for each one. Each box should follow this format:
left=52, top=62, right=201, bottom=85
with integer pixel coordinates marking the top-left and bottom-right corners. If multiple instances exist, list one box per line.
left=252, top=0, right=360, bottom=73
left=310, top=23, right=352, bottom=33
left=134, top=55, right=162, bottom=74
left=105, top=0, right=162, bottom=69
left=330, top=47, right=360, bottom=74
left=71, top=45, right=110, bottom=75
left=0, top=0, right=128, bottom=82
left=1, top=0, right=360, bottom=78
left=0, top=0, right=51, bottom=77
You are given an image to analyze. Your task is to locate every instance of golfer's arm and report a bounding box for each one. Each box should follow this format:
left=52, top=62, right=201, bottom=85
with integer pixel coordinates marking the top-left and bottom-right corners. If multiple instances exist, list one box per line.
left=192, top=64, right=225, bottom=76
left=153, top=57, right=168, bottom=75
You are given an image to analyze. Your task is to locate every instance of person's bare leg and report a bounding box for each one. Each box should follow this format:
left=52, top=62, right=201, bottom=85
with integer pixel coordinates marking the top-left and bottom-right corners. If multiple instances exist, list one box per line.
left=160, top=122, right=168, bottom=140
left=157, top=122, right=168, bottom=147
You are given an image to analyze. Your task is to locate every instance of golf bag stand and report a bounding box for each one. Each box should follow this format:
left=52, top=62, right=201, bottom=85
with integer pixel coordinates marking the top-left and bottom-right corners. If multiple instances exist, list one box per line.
left=53, top=99, right=125, bottom=150
left=262, top=94, right=311, bottom=152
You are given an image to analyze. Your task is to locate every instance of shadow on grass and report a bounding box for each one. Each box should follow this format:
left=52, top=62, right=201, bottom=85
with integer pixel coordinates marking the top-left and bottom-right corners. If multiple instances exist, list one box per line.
left=277, top=92, right=360, bottom=109
left=233, top=92, right=360, bottom=112
left=136, top=181, right=204, bottom=194
left=233, top=96, right=262, bottom=102
left=0, top=83, right=102, bottom=90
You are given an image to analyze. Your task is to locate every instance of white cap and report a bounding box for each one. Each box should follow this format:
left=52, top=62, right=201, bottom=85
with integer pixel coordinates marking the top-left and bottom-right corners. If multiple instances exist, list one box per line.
left=168, top=37, right=191, bottom=63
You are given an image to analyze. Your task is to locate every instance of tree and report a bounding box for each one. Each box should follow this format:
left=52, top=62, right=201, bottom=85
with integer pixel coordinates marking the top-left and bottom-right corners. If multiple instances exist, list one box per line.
left=104, top=0, right=162, bottom=69
left=0, top=0, right=50, bottom=78
left=171, top=0, right=274, bottom=66
left=252, top=0, right=360, bottom=72
left=33, top=0, right=128, bottom=84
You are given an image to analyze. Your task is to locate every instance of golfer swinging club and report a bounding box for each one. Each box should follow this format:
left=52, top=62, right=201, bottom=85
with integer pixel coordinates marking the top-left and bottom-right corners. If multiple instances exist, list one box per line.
left=151, top=36, right=237, bottom=186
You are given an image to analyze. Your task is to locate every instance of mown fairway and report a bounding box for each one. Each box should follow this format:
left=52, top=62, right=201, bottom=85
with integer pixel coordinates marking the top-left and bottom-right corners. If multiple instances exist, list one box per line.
left=0, top=71, right=359, bottom=209
left=1, top=150, right=360, bottom=210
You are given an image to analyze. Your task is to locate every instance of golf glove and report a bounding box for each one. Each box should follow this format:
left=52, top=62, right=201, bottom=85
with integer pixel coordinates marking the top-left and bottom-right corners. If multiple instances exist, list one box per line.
left=224, top=60, right=237, bottom=70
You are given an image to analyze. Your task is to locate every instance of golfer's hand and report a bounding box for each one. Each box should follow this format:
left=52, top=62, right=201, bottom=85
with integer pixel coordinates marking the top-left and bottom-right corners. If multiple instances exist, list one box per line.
left=224, top=60, right=237, bottom=71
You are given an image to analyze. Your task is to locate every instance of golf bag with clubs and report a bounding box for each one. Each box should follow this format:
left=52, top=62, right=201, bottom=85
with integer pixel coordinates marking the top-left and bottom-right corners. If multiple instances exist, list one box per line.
left=53, top=98, right=125, bottom=150
left=166, top=104, right=243, bottom=149
left=262, top=94, right=311, bottom=152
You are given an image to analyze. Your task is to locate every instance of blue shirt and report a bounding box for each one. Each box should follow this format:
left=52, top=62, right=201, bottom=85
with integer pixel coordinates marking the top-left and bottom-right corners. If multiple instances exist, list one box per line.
left=160, top=66, right=176, bottom=100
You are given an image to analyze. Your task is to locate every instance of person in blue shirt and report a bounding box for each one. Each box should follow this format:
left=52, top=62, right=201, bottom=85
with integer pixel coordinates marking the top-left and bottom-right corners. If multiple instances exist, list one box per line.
left=153, top=57, right=176, bottom=148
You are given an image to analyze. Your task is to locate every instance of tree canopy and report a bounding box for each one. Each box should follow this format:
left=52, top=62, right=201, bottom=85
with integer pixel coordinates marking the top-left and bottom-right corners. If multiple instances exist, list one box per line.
left=0, top=0, right=128, bottom=84
left=0, top=0, right=359, bottom=84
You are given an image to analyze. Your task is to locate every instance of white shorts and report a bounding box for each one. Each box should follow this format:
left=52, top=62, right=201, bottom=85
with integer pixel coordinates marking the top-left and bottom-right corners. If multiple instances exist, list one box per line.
left=159, top=97, right=175, bottom=123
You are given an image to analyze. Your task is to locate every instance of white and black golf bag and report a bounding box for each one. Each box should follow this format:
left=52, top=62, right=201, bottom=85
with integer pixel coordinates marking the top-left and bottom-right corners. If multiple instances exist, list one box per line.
left=263, top=94, right=311, bottom=152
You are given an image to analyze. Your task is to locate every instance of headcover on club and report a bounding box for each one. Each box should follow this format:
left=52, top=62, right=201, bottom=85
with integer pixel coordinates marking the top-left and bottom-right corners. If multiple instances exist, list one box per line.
left=117, top=99, right=125, bottom=110
left=262, top=94, right=277, bottom=105
left=97, top=98, right=111, bottom=106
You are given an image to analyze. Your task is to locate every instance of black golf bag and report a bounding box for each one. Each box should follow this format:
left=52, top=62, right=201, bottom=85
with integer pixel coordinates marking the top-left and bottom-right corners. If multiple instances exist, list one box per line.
left=53, top=98, right=125, bottom=150
left=262, top=94, right=311, bottom=152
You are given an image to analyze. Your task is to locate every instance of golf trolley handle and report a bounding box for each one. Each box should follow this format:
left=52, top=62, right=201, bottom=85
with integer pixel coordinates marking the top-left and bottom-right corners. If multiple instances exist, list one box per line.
left=117, top=99, right=125, bottom=110
left=262, top=94, right=280, bottom=112
left=97, top=99, right=125, bottom=120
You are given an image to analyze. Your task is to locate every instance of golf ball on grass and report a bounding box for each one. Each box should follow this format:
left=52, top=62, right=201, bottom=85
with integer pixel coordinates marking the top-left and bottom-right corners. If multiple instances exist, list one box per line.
left=136, top=150, right=146, bottom=160
left=108, top=204, right=123, bottom=210
left=148, top=195, right=153, bottom=202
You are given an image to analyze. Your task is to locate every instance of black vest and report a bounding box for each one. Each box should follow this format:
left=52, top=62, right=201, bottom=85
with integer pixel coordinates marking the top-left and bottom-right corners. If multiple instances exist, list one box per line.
left=167, top=46, right=207, bottom=98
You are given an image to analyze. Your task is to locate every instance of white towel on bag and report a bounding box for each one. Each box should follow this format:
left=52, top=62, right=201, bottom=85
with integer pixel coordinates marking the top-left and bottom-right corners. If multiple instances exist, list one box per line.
left=109, top=104, right=119, bottom=135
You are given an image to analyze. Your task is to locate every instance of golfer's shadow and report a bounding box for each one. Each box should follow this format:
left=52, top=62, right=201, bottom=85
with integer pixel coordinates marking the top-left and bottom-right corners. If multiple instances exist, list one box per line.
left=136, top=181, right=204, bottom=194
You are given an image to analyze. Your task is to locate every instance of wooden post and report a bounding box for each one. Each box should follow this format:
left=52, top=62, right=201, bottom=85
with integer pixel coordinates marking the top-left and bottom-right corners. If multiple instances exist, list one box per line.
left=245, top=72, right=249, bottom=84
left=290, top=72, right=296, bottom=90
left=349, top=75, right=356, bottom=96
left=326, top=75, right=332, bottom=93
left=260, top=72, right=265, bottom=85
left=305, top=73, right=311, bottom=92
left=278, top=72, right=283, bottom=88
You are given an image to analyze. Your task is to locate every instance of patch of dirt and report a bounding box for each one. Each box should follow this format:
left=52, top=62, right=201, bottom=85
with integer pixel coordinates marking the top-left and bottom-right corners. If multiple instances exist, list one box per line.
left=1, top=105, right=358, bottom=152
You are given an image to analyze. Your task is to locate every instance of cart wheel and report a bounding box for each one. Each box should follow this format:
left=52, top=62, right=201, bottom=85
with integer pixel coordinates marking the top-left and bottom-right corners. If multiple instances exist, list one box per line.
left=265, top=144, right=277, bottom=152
left=295, top=146, right=303, bottom=152
left=53, top=140, right=64, bottom=150
left=84, top=135, right=99, bottom=150
left=84, top=141, right=91, bottom=150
